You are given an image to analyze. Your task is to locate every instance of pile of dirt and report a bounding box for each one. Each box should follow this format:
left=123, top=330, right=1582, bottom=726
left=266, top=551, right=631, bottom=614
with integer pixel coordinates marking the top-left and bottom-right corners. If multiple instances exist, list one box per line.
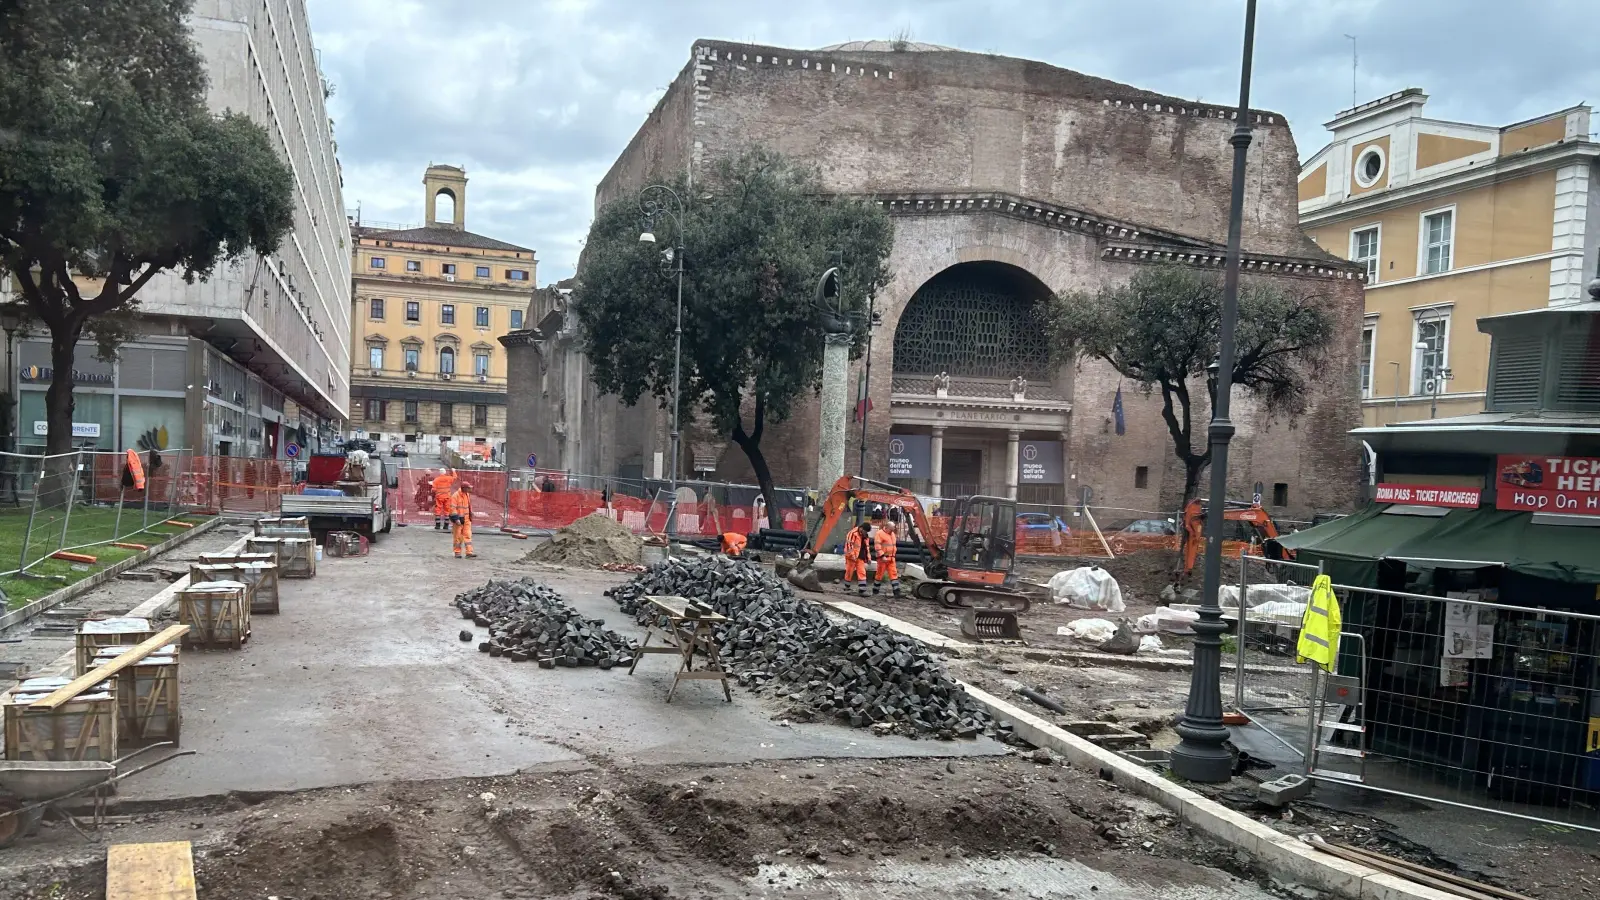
left=606, top=556, right=996, bottom=739
left=522, top=512, right=643, bottom=567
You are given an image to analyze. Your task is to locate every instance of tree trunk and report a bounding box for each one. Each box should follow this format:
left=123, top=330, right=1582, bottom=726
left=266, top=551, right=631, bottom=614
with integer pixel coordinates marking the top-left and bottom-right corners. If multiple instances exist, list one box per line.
left=38, top=325, right=85, bottom=509
left=730, top=394, right=781, bottom=532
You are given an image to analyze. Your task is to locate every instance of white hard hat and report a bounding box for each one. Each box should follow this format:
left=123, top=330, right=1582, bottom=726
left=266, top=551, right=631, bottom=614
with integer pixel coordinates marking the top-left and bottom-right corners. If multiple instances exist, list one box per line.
left=438, top=467, right=448, bottom=475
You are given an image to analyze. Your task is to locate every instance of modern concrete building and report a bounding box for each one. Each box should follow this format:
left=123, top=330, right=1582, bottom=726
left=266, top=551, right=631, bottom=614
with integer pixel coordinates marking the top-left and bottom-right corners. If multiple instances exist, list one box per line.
left=347, top=166, right=536, bottom=462
left=505, top=40, right=1368, bottom=521
left=12, top=0, right=351, bottom=458
left=1299, top=90, right=1600, bottom=428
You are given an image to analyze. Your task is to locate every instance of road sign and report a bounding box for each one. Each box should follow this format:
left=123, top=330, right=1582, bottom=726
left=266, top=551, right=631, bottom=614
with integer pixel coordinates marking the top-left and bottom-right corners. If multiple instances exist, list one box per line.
left=285, top=443, right=301, bottom=459
left=526, top=453, right=538, bottom=468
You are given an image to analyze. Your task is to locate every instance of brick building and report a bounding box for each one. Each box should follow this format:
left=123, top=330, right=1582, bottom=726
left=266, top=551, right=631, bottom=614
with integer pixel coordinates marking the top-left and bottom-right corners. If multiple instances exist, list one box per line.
left=505, top=40, right=1367, bottom=521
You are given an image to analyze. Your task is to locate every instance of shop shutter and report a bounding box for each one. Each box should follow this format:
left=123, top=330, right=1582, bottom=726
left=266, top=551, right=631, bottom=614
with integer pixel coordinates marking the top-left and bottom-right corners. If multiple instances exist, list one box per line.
left=1486, top=334, right=1544, bottom=410
left=1554, top=331, right=1600, bottom=410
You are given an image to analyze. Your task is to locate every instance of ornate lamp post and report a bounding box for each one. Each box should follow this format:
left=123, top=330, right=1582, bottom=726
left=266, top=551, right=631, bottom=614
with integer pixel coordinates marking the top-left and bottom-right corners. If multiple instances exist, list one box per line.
left=1171, top=0, right=1258, bottom=783
left=638, top=184, right=686, bottom=543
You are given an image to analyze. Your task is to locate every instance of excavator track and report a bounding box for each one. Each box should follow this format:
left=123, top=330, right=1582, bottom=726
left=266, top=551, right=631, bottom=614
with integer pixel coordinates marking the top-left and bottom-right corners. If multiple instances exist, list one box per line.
left=936, top=585, right=1031, bottom=613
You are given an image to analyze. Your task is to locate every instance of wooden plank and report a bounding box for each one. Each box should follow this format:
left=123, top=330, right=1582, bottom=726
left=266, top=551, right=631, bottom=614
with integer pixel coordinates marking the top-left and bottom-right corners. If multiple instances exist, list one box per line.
left=29, top=625, right=188, bottom=710
left=51, top=551, right=98, bottom=564
left=106, top=840, right=197, bottom=900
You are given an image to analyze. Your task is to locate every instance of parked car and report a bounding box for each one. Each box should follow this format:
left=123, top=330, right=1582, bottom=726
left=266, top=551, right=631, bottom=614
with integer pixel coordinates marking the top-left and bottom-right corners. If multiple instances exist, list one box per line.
left=342, top=438, right=377, bottom=454
left=389, top=443, right=409, bottom=458
left=1119, top=518, right=1179, bottom=536
left=1016, top=512, right=1071, bottom=535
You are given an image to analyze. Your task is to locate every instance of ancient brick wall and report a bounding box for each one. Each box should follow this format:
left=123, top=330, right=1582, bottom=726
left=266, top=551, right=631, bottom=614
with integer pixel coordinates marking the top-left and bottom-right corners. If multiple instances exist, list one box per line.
left=593, top=56, right=697, bottom=212
left=687, top=41, right=1314, bottom=258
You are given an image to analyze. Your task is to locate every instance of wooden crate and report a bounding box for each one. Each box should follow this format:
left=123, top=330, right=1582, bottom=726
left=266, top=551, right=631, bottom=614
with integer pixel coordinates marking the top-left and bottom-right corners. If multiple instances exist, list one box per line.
left=198, top=551, right=277, bottom=567
left=254, top=516, right=311, bottom=538
left=190, top=561, right=280, bottom=615
left=246, top=537, right=314, bottom=578
left=178, top=582, right=249, bottom=650
left=4, top=677, right=118, bottom=761
left=90, top=646, right=180, bottom=747
left=75, top=617, right=154, bottom=676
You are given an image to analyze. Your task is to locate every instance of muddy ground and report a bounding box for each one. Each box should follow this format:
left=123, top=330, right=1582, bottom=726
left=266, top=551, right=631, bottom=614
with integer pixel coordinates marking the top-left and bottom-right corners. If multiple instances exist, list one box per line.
left=0, top=756, right=1276, bottom=900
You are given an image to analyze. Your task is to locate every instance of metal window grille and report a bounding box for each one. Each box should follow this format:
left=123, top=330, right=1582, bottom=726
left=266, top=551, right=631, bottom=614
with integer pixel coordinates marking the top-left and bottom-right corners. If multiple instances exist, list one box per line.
left=892, top=274, right=1052, bottom=379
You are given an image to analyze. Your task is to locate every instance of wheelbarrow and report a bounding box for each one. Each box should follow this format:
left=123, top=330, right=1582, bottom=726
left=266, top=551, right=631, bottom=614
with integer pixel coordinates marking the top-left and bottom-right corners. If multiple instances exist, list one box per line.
left=0, top=743, right=193, bottom=848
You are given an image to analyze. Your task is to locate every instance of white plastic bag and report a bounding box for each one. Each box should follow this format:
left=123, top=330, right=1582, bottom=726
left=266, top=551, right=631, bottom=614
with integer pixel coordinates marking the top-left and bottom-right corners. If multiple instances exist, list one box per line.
left=1060, top=617, right=1118, bottom=643
left=1048, top=566, right=1125, bottom=612
left=1220, top=583, right=1312, bottom=609
left=1134, top=606, right=1201, bottom=635
left=1138, top=635, right=1164, bottom=653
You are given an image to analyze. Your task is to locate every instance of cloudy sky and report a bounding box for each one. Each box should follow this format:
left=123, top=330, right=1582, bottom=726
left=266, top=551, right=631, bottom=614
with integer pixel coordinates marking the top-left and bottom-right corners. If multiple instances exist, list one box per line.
left=306, top=0, right=1599, bottom=283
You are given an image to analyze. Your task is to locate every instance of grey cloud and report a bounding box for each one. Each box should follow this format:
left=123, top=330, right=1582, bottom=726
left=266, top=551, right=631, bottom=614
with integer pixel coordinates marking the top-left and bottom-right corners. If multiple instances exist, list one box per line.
left=309, top=0, right=1600, bottom=281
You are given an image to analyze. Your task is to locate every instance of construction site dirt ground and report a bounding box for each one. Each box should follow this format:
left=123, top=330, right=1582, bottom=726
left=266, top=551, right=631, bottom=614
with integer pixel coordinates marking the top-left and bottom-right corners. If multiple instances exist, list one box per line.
left=1, top=527, right=1596, bottom=898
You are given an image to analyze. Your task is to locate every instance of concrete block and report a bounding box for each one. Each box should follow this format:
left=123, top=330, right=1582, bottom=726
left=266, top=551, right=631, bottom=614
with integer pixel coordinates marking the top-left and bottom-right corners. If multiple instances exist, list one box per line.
left=1256, top=833, right=1376, bottom=899
left=1359, top=871, right=1465, bottom=900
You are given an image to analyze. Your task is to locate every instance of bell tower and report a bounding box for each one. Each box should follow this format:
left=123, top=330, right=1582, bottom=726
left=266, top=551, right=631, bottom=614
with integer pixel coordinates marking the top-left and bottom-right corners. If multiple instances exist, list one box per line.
left=423, top=164, right=467, bottom=231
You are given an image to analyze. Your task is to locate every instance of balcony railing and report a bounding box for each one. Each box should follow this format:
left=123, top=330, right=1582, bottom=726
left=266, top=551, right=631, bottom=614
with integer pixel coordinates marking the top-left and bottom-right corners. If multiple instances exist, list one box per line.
left=892, top=375, right=1068, bottom=402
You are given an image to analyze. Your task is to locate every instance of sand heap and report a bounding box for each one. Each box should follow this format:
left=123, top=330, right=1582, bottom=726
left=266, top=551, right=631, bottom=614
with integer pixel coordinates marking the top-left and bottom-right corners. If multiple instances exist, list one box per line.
left=522, top=512, right=644, bottom=568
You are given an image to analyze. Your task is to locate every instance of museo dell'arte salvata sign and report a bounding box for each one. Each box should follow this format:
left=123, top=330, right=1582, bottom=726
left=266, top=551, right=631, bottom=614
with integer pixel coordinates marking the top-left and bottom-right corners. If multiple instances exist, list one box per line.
left=1496, top=455, right=1600, bottom=514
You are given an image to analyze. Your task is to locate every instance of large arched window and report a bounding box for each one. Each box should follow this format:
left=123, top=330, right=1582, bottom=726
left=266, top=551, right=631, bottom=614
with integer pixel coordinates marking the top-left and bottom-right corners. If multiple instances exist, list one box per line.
left=892, top=262, right=1053, bottom=379
left=439, top=346, right=455, bottom=374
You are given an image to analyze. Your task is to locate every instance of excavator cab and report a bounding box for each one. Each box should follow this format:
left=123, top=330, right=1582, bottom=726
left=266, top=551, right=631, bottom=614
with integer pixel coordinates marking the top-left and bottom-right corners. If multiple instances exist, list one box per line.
left=942, top=495, right=1018, bottom=585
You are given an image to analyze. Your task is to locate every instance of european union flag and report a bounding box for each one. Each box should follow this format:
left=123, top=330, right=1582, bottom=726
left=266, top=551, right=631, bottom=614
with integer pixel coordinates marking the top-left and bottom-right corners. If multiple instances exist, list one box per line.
left=1112, top=384, right=1126, bottom=436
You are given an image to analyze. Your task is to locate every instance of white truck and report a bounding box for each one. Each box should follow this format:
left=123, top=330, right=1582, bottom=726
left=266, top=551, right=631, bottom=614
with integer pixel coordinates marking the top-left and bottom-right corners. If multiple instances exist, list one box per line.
left=278, top=453, right=394, bottom=538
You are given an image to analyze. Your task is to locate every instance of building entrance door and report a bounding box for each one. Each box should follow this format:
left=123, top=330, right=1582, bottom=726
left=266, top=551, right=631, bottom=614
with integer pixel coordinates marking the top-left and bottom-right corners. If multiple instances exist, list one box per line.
left=942, top=448, right=982, bottom=498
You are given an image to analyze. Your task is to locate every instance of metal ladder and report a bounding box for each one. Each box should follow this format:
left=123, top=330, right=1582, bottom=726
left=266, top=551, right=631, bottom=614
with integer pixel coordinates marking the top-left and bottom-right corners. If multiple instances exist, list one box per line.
left=1306, top=632, right=1368, bottom=783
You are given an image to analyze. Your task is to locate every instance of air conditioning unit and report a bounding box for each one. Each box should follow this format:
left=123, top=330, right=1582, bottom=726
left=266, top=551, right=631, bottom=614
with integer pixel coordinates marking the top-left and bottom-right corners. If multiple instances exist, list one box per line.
left=1422, top=378, right=1438, bottom=395
left=477, top=374, right=488, bottom=383
left=407, top=370, right=418, bottom=378
left=445, top=274, right=455, bottom=282
left=368, top=368, right=380, bottom=377
left=440, top=372, right=453, bottom=381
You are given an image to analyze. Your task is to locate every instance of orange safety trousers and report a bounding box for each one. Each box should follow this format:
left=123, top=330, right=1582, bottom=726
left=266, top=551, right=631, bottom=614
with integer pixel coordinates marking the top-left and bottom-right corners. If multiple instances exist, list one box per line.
left=450, top=492, right=473, bottom=556
left=873, top=530, right=899, bottom=584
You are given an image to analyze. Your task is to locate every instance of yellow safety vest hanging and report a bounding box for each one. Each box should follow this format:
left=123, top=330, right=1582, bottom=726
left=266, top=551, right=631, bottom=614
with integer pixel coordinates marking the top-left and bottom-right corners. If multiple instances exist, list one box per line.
left=1296, top=574, right=1341, bottom=673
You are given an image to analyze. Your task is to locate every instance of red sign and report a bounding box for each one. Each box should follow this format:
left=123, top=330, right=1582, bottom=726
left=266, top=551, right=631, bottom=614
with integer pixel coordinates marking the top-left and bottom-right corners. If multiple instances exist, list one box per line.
left=1496, top=455, right=1600, bottom=513
left=1374, top=483, right=1482, bottom=508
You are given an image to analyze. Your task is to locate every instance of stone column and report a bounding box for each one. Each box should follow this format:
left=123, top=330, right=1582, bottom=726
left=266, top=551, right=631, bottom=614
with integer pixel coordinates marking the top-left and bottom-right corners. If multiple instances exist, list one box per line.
left=1005, top=430, right=1020, bottom=500
left=816, top=333, right=852, bottom=487
left=930, top=426, right=945, bottom=498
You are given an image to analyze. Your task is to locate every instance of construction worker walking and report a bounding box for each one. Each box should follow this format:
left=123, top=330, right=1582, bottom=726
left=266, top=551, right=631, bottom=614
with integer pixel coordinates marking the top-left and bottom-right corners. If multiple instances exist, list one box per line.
left=842, top=521, right=872, bottom=596
left=432, top=467, right=457, bottom=530
left=449, top=481, right=477, bottom=559
left=871, top=510, right=902, bottom=597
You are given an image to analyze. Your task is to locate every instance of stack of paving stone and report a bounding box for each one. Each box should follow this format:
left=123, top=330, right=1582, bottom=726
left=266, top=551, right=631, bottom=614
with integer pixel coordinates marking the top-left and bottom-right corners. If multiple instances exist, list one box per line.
left=456, top=578, right=637, bottom=670
left=606, top=556, right=996, bottom=739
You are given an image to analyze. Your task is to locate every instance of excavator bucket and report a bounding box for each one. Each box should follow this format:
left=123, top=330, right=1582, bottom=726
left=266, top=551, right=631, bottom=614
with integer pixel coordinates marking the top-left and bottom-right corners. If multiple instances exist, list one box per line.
left=960, top=609, right=1023, bottom=642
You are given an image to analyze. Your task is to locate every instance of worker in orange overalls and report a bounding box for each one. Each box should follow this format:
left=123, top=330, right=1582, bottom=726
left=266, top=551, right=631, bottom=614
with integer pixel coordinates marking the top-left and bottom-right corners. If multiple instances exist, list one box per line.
left=432, top=467, right=457, bottom=530
left=449, top=481, right=476, bottom=559
left=720, top=532, right=748, bottom=557
left=871, top=509, right=902, bottom=597
left=842, top=520, right=873, bottom=597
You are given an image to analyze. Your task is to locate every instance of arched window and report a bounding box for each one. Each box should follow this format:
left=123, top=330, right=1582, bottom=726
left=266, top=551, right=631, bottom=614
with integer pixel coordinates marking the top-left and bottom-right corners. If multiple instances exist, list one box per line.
left=892, top=262, right=1053, bottom=379
left=439, top=346, right=455, bottom=374
left=434, top=189, right=456, bottom=225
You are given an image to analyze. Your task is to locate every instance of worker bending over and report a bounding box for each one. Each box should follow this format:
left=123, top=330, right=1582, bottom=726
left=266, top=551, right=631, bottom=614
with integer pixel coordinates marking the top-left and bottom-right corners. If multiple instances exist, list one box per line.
left=720, top=532, right=748, bottom=557
left=449, top=481, right=477, bottom=559
left=432, top=467, right=457, bottom=530
left=842, top=520, right=873, bottom=597
left=871, top=510, right=902, bottom=597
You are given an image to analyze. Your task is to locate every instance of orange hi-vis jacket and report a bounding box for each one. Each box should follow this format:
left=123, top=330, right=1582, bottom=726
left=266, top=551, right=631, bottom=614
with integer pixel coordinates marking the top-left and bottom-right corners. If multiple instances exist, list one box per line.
left=434, top=473, right=458, bottom=501
left=843, top=527, right=864, bottom=561
left=872, top=526, right=897, bottom=561
left=449, top=488, right=472, bottom=520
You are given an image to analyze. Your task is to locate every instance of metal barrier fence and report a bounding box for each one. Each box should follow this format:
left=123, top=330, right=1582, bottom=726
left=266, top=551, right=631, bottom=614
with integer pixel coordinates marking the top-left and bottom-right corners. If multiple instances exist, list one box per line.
left=1228, top=553, right=1600, bottom=833
left=0, top=448, right=197, bottom=578
left=1232, top=554, right=1323, bottom=758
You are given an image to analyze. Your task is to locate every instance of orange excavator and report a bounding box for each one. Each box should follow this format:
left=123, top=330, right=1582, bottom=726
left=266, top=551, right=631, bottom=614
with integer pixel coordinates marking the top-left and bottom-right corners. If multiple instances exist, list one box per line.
left=794, top=476, right=1031, bottom=612
left=1179, top=498, right=1283, bottom=575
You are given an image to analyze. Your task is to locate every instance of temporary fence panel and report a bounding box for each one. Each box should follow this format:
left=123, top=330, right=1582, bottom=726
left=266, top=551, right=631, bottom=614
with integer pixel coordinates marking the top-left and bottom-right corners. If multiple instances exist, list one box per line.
left=1316, top=583, right=1600, bottom=834
left=1231, top=554, right=1323, bottom=762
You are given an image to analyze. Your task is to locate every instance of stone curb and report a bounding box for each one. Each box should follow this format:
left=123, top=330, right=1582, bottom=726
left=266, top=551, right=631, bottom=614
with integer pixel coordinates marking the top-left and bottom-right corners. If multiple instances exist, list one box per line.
left=0, top=518, right=223, bottom=634
left=824, top=601, right=1457, bottom=900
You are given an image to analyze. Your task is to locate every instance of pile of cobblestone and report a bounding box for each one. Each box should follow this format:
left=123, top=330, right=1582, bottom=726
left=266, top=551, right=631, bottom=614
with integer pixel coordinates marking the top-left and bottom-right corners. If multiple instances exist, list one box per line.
left=457, top=578, right=636, bottom=669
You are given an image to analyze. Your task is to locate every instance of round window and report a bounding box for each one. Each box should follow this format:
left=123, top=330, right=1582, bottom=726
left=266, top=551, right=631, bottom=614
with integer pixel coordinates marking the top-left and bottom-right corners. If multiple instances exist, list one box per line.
left=1355, top=147, right=1385, bottom=187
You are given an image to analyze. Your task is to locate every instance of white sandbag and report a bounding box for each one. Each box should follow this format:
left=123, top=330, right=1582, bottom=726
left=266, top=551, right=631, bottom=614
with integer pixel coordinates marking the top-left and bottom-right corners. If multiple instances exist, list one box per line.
left=1219, top=582, right=1312, bottom=609
left=1138, top=635, right=1164, bottom=653
left=1134, top=605, right=1201, bottom=635
left=1061, top=617, right=1118, bottom=644
left=1048, top=566, right=1125, bottom=612
left=1251, top=599, right=1309, bottom=624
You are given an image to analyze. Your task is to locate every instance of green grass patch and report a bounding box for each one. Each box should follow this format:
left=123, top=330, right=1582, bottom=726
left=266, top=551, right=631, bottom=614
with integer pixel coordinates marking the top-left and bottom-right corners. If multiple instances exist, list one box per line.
left=0, top=506, right=212, bottom=608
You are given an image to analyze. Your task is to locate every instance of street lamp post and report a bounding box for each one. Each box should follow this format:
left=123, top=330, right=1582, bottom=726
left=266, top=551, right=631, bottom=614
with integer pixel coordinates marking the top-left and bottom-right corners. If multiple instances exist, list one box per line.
left=1170, top=0, right=1258, bottom=783
left=639, top=184, right=686, bottom=545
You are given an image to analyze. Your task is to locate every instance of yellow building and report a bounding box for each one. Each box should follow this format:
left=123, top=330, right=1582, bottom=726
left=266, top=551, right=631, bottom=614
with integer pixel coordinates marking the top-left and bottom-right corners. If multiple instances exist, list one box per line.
left=1299, top=89, right=1599, bottom=427
left=348, top=165, right=536, bottom=460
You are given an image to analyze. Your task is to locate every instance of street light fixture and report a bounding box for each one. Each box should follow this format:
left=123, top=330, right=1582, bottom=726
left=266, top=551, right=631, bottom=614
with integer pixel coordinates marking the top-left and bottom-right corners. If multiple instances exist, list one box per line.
left=638, top=184, right=686, bottom=547
left=1170, top=0, right=1258, bottom=783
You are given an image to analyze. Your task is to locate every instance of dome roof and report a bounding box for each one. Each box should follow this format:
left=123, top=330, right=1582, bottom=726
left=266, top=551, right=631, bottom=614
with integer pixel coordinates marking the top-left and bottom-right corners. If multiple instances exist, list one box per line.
left=818, top=40, right=956, bottom=52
